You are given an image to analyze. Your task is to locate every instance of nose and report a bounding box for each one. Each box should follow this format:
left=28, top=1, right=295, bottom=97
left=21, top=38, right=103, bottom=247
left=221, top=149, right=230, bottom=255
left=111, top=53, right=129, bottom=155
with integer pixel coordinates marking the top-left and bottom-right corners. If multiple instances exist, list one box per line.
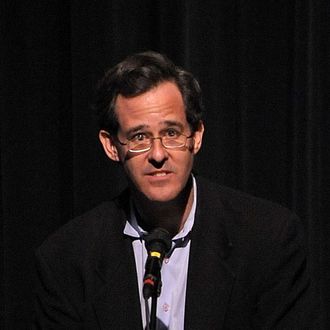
left=147, top=137, right=168, bottom=165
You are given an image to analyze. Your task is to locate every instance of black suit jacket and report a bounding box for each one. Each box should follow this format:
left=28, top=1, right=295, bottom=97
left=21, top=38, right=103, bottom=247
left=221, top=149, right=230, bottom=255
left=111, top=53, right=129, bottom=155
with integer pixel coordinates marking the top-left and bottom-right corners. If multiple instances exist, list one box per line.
left=33, top=177, right=318, bottom=329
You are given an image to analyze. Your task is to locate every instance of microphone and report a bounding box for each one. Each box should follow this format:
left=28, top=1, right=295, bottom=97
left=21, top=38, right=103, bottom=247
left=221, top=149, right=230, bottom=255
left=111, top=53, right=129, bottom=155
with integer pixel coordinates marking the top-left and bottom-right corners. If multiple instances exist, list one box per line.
left=143, top=228, right=172, bottom=300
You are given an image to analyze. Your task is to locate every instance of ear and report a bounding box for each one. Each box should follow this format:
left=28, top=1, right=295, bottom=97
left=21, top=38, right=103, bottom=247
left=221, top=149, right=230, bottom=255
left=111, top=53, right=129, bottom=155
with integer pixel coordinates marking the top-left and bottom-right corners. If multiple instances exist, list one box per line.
left=192, top=121, right=204, bottom=155
left=99, top=130, right=120, bottom=162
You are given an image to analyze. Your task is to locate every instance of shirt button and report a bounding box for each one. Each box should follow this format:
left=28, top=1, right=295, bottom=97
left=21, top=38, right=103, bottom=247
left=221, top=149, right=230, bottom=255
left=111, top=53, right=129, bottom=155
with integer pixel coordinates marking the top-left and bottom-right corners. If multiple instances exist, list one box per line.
left=163, top=303, right=170, bottom=312
left=164, top=258, right=169, bottom=264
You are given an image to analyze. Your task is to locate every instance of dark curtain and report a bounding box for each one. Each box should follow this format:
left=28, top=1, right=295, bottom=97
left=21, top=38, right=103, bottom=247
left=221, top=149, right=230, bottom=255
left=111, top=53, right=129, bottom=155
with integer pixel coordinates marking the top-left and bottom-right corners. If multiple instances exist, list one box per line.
left=1, top=0, right=329, bottom=328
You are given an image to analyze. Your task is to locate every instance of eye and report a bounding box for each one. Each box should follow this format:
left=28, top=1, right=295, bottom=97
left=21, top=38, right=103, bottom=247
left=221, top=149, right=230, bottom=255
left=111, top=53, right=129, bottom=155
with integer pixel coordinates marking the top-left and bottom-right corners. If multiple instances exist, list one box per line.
left=165, top=128, right=180, bottom=138
left=130, top=133, right=147, bottom=142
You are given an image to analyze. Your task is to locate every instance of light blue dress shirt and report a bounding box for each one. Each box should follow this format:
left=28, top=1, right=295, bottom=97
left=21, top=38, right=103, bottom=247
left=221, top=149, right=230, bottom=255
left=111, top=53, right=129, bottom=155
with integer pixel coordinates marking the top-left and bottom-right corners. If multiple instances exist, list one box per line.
left=123, top=176, right=197, bottom=330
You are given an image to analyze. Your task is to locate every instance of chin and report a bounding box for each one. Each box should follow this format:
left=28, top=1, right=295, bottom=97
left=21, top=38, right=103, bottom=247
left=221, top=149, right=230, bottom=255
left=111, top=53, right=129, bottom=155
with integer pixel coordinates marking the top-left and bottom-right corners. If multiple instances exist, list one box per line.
left=143, top=189, right=180, bottom=203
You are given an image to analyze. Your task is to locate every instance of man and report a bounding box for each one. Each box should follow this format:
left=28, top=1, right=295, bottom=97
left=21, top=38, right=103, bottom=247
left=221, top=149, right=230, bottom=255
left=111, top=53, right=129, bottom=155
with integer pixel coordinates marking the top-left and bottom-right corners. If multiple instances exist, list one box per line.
left=34, top=51, right=316, bottom=329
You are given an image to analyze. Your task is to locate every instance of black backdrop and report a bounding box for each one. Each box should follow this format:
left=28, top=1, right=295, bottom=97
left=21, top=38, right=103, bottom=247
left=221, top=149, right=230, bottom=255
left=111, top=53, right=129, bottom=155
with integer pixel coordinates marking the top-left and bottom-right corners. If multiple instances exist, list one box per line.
left=1, top=0, right=329, bottom=328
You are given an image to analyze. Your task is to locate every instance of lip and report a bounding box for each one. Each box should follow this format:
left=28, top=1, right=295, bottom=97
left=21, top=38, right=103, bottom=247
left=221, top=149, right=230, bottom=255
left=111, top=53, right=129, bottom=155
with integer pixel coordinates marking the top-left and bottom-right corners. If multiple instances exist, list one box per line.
left=147, top=170, right=171, bottom=176
left=146, top=171, right=173, bottom=182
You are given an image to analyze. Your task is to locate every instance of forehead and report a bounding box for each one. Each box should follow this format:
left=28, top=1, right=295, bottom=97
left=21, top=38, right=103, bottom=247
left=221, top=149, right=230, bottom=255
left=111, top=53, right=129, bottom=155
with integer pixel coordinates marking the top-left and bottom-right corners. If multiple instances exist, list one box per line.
left=115, top=82, right=188, bottom=132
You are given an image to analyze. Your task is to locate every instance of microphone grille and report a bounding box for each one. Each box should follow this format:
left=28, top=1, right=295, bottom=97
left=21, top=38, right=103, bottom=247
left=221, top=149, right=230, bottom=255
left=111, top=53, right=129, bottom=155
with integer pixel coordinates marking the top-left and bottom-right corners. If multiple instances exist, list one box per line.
left=144, top=228, right=172, bottom=253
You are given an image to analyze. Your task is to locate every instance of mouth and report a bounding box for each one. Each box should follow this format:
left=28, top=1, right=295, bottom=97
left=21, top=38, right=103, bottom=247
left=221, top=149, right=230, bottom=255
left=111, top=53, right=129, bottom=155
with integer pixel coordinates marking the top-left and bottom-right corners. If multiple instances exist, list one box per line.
left=147, top=171, right=172, bottom=178
left=147, top=171, right=173, bottom=188
left=151, top=172, right=168, bottom=177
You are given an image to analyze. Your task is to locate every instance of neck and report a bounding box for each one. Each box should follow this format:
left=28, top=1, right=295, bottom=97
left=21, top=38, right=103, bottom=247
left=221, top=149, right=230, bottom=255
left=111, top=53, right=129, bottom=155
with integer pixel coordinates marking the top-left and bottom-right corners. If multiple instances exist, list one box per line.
left=132, top=177, right=194, bottom=237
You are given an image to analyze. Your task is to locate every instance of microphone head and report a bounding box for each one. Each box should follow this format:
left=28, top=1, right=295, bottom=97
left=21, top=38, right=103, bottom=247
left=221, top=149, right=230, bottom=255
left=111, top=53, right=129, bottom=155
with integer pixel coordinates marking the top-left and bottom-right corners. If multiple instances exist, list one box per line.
left=143, top=228, right=171, bottom=299
left=144, top=228, right=172, bottom=255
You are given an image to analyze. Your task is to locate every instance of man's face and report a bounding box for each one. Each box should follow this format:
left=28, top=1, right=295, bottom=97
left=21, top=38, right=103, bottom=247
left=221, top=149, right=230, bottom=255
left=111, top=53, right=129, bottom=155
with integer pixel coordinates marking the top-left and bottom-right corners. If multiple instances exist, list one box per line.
left=100, top=81, right=204, bottom=202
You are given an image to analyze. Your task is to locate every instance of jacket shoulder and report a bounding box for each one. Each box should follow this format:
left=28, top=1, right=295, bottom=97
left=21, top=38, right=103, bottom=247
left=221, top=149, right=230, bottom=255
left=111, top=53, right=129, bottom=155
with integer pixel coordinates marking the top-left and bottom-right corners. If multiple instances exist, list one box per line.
left=196, top=176, right=298, bottom=222
left=195, top=176, right=303, bottom=251
left=36, top=197, right=128, bottom=265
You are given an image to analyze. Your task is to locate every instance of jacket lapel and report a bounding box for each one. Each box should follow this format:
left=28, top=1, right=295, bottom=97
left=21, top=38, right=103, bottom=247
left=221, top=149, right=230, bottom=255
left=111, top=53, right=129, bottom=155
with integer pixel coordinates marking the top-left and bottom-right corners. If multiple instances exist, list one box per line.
left=91, top=195, right=143, bottom=329
left=185, top=178, right=236, bottom=329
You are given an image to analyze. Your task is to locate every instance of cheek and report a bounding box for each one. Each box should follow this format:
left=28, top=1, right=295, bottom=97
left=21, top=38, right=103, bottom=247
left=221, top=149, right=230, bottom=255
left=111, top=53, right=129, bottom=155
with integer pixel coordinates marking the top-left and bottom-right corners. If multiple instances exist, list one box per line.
left=122, top=158, right=143, bottom=183
left=177, top=153, right=195, bottom=176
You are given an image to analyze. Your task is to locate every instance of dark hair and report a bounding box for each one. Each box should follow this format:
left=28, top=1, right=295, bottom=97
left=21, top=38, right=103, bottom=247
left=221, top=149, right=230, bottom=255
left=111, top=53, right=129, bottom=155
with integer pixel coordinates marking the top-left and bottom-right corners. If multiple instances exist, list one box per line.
left=94, top=51, right=204, bottom=135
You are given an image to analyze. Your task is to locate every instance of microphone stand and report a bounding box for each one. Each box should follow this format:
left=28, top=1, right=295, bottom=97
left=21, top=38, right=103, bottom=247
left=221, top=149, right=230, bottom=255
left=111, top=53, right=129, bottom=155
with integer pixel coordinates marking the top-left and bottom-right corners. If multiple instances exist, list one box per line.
left=145, top=273, right=161, bottom=330
left=149, top=291, right=158, bottom=330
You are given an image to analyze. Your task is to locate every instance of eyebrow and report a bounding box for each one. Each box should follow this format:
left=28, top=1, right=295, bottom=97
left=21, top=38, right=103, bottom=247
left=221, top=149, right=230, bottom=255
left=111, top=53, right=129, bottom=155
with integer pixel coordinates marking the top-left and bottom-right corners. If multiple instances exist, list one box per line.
left=125, top=124, right=149, bottom=137
left=123, top=120, right=185, bottom=137
left=161, top=120, right=185, bottom=130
